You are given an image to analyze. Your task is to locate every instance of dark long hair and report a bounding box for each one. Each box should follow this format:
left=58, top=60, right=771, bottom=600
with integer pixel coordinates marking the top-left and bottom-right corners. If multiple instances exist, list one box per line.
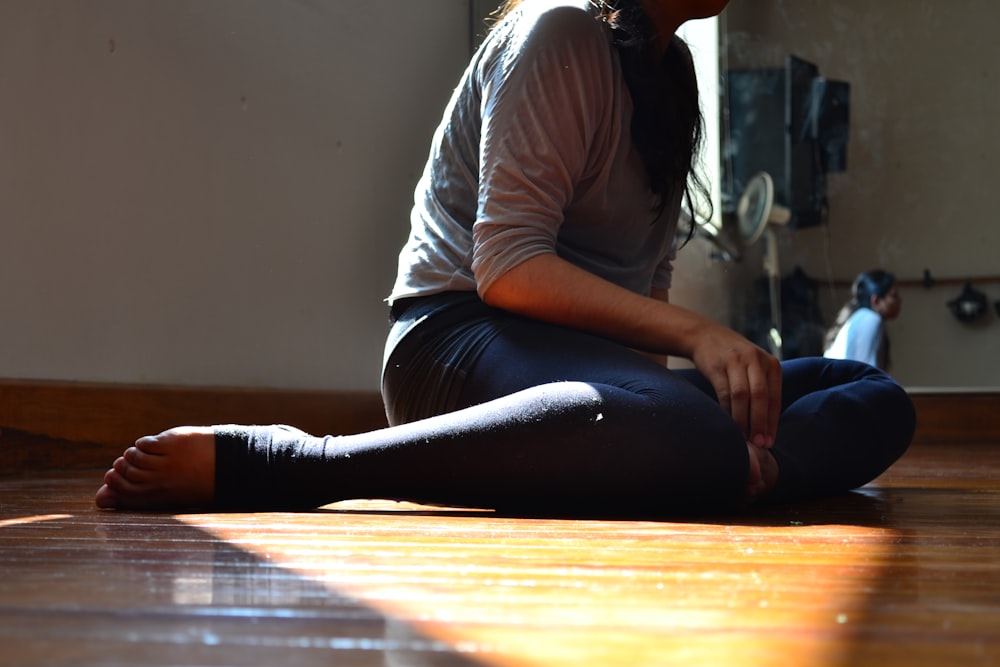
left=493, top=0, right=712, bottom=234
left=825, top=269, right=896, bottom=368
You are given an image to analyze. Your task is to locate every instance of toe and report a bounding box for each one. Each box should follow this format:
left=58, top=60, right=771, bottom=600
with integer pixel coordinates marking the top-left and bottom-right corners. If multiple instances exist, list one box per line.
left=134, top=434, right=164, bottom=453
left=104, top=468, right=130, bottom=495
left=112, top=457, right=129, bottom=477
left=95, top=483, right=119, bottom=509
left=124, top=446, right=162, bottom=472
left=114, top=456, right=159, bottom=484
left=113, top=455, right=140, bottom=481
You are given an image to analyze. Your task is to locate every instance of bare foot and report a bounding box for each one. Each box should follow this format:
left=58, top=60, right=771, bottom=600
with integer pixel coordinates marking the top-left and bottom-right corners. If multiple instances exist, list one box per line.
left=745, top=443, right=779, bottom=505
left=95, top=426, right=216, bottom=510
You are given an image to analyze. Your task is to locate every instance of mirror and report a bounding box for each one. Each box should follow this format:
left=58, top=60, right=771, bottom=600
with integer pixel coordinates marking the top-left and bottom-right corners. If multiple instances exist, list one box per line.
left=717, top=0, right=1000, bottom=389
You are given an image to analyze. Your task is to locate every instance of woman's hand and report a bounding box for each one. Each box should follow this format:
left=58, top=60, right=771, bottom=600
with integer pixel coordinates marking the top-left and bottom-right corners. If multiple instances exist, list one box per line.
left=690, top=324, right=782, bottom=447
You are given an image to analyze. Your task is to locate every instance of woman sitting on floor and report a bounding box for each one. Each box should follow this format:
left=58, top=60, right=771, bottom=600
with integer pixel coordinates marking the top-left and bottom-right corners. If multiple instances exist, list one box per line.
left=96, top=0, right=915, bottom=515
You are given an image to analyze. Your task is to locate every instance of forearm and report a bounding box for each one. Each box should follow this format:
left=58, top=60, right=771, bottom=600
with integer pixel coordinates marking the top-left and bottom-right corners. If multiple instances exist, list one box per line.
left=480, top=253, right=712, bottom=359
left=638, top=287, right=671, bottom=366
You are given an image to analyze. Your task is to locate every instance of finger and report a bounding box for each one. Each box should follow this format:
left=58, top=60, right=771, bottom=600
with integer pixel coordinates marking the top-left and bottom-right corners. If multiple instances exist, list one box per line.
left=746, top=360, right=772, bottom=446
left=713, top=376, right=731, bottom=419
left=701, top=355, right=731, bottom=417
left=766, top=358, right=782, bottom=444
left=726, top=364, right=751, bottom=439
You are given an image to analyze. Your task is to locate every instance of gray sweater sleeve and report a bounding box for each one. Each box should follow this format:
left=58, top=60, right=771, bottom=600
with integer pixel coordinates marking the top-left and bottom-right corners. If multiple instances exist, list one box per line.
left=388, top=1, right=680, bottom=304
left=471, top=6, right=620, bottom=295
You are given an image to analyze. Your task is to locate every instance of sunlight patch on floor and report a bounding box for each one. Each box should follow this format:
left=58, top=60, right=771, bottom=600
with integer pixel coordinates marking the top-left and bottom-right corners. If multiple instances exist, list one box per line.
left=178, top=507, right=902, bottom=667
left=0, top=513, right=72, bottom=528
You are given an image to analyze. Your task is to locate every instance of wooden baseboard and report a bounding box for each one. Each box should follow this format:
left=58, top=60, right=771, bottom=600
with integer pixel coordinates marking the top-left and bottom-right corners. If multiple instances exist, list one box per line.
left=2, top=379, right=996, bottom=475
left=908, top=391, right=1000, bottom=444
left=0, top=379, right=387, bottom=475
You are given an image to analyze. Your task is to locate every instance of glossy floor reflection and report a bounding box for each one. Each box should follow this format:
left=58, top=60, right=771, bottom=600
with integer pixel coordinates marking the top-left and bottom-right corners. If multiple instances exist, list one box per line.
left=0, top=477, right=479, bottom=667
left=1, top=441, right=999, bottom=666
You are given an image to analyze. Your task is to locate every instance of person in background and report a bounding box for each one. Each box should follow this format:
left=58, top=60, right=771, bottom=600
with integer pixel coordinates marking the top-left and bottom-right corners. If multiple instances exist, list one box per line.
left=95, top=0, right=915, bottom=516
left=824, top=270, right=901, bottom=370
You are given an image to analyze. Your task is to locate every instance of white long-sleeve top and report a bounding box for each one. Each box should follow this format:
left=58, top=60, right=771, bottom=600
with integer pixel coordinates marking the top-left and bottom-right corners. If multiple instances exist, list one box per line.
left=824, top=307, right=884, bottom=367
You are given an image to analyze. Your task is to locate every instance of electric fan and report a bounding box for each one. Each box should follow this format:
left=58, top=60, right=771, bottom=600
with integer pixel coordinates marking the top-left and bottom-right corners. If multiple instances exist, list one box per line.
left=737, top=172, right=791, bottom=358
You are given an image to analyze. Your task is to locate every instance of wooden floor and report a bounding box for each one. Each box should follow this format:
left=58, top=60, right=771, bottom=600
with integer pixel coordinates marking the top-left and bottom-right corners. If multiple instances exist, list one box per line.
left=1, top=441, right=998, bottom=667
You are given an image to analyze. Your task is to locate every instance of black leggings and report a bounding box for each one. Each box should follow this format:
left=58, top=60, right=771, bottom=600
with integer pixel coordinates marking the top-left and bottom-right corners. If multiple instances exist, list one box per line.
left=214, top=293, right=915, bottom=515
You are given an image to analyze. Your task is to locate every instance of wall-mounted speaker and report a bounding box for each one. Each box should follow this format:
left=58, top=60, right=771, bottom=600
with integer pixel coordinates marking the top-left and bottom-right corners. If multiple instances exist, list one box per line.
left=722, top=54, right=850, bottom=229
left=810, top=78, right=850, bottom=173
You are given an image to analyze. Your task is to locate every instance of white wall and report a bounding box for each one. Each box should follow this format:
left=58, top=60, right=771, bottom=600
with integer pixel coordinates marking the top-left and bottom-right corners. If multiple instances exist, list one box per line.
left=8, top=1, right=986, bottom=393
left=0, top=0, right=469, bottom=390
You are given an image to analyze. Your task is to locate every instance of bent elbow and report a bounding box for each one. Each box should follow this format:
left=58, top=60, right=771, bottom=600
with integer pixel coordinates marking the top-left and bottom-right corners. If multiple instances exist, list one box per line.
left=478, top=273, right=515, bottom=310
